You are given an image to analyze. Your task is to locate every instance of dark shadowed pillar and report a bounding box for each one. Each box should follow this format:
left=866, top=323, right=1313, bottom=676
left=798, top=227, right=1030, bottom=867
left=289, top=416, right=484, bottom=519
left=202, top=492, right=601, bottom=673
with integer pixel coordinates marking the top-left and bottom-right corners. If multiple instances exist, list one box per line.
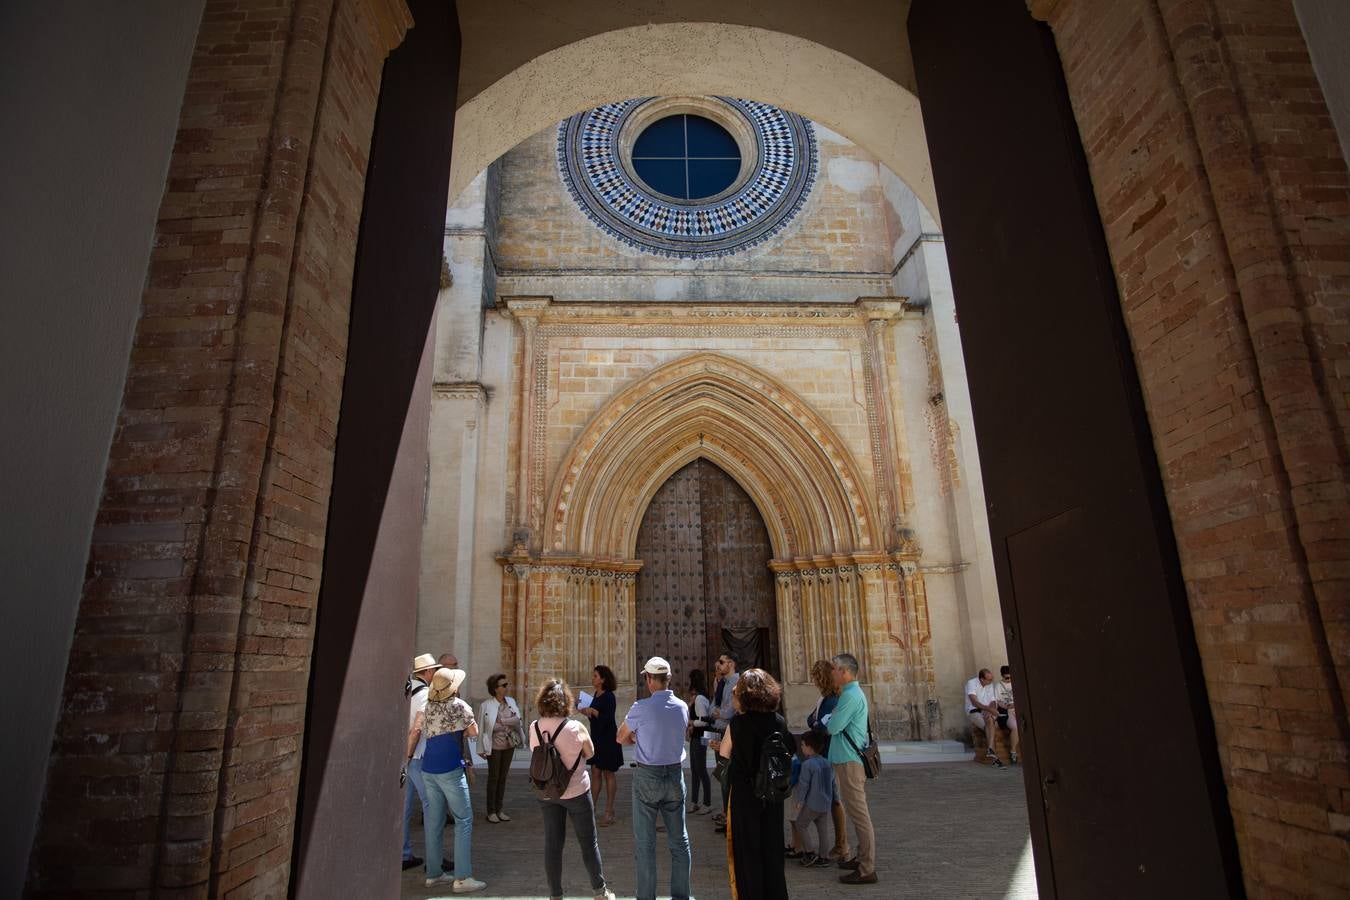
left=291, top=2, right=459, bottom=896
left=908, top=2, right=1244, bottom=898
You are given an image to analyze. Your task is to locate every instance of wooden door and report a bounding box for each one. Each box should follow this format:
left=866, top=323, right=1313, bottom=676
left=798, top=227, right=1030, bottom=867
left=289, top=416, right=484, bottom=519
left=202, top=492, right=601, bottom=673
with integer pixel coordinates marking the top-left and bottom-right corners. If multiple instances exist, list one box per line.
left=635, top=459, right=776, bottom=693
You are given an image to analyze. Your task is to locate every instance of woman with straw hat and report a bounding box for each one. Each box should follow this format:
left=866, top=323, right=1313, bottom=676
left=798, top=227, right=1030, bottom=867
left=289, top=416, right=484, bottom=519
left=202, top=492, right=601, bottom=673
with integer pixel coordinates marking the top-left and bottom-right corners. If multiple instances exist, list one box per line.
left=419, top=667, right=487, bottom=893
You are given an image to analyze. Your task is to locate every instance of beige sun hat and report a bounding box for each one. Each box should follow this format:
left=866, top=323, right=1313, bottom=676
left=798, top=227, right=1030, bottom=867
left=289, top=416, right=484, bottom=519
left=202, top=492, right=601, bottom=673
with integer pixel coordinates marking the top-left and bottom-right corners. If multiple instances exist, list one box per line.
left=412, top=652, right=437, bottom=673
left=642, top=656, right=671, bottom=676
left=428, top=667, right=467, bottom=701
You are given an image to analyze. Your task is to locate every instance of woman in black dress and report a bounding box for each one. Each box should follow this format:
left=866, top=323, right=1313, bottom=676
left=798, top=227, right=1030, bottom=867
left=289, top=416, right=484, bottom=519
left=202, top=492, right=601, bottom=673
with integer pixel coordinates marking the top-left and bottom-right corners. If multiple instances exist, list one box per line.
left=580, top=664, right=622, bottom=825
left=714, top=667, right=795, bottom=900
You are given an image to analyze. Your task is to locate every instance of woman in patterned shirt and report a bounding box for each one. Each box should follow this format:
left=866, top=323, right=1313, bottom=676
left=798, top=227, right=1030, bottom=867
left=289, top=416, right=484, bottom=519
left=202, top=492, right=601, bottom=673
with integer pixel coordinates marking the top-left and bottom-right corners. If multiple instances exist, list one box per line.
left=418, top=668, right=487, bottom=893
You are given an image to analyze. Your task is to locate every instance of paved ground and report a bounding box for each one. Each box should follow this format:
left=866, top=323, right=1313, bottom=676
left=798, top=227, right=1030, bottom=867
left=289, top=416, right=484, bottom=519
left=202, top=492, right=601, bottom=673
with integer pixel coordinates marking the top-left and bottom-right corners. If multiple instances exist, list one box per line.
left=402, top=761, right=1037, bottom=899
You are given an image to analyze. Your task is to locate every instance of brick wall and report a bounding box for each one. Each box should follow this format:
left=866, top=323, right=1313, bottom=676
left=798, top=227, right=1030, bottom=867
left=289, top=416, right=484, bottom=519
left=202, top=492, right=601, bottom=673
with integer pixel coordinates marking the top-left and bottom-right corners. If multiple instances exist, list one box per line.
left=28, top=0, right=393, bottom=894
left=1040, top=0, right=1350, bottom=894
left=24, top=0, right=1348, bottom=894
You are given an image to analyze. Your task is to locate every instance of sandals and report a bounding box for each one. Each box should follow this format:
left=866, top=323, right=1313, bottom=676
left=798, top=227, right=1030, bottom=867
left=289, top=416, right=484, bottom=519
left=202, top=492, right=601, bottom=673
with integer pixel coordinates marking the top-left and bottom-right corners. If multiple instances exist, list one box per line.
left=598, top=812, right=616, bottom=827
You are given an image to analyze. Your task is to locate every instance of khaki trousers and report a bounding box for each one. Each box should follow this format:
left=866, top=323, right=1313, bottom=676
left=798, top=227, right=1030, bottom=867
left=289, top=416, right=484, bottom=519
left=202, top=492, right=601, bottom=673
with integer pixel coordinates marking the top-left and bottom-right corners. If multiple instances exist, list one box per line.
left=833, top=761, right=876, bottom=876
left=831, top=800, right=849, bottom=858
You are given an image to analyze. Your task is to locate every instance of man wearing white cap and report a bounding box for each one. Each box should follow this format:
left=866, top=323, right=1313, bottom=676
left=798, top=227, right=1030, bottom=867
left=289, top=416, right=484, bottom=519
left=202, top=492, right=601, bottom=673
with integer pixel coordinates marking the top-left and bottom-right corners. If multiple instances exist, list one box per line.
left=616, top=657, right=692, bottom=900
left=402, top=653, right=439, bottom=870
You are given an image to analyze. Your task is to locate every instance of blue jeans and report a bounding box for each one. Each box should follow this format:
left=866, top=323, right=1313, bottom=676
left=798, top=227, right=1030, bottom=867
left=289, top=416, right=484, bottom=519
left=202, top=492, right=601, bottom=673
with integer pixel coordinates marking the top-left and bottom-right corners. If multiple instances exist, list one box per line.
left=631, top=764, right=690, bottom=900
left=424, top=767, right=473, bottom=879
left=402, top=758, right=427, bottom=860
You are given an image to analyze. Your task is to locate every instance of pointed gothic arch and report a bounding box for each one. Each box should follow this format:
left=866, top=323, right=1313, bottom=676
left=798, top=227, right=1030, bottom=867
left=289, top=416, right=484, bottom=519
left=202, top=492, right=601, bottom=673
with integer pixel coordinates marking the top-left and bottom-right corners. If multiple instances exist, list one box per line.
left=543, top=352, right=881, bottom=562
left=498, top=352, right=938, bottom=733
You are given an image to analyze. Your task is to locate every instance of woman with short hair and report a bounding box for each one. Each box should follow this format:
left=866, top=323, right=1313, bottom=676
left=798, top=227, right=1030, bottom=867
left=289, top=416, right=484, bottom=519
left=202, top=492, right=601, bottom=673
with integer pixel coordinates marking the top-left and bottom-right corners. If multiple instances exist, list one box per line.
left=478, top=672, right=526, bottom=822
left=714, top=668, right=796, bottom=900
left=419, top=668, right=486, bottom=893
left=530, top=678, right=616, bottom=900
left=578, top=664, right=621, bottom=825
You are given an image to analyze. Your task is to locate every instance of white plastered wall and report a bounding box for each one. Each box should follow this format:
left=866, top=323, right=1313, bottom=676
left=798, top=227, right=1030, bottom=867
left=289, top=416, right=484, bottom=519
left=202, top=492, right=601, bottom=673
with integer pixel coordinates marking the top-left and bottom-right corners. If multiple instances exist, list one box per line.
left=0, top=2, right=205, bottom=891
left=883, top=169, right=1007, bottom=735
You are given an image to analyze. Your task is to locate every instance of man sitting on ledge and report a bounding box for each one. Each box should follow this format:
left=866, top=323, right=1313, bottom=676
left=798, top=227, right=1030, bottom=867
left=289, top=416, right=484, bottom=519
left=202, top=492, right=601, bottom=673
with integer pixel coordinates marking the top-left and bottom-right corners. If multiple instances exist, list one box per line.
left=964, top=668, right=1004, bottom=769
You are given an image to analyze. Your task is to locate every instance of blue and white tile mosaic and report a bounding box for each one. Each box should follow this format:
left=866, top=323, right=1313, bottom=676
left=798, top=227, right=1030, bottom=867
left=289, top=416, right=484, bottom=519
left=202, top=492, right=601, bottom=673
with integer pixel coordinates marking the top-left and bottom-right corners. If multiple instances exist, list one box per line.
left=557, top=97, right=817, bottom=259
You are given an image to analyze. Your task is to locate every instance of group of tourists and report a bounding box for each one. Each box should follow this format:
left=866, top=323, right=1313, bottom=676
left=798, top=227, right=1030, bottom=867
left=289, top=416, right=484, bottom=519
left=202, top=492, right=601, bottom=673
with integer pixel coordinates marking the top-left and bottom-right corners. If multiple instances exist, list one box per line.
left=401, top=649, right=881, bottom=898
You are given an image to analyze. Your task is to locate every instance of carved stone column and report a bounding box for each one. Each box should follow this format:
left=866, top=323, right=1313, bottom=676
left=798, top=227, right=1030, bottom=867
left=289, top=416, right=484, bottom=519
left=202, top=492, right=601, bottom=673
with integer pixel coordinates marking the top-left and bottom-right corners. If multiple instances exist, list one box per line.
left=857, top=298, right=908, bottom=543
left=503, top=297, right=549, bottom=545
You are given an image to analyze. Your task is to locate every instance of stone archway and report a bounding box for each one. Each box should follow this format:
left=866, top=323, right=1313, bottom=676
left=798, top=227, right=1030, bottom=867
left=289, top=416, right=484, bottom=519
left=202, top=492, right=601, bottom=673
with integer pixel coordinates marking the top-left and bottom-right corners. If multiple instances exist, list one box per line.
left=497, top=352, right=938, bottom=736
left=23, top=1, right=1343, bottom=895
left=447, top=22, right=936, bottom=217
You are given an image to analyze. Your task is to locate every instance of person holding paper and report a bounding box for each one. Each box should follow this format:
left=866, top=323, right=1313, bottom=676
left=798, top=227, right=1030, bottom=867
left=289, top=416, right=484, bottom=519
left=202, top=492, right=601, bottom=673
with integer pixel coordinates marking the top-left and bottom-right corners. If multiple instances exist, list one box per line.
left=580, top=664, right=622, bottom=825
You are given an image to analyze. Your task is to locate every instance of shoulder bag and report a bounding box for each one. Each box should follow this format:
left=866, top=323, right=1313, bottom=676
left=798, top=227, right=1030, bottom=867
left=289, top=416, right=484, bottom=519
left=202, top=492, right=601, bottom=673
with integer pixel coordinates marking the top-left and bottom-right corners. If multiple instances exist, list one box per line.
left=841, top=715, right=882, bottom=779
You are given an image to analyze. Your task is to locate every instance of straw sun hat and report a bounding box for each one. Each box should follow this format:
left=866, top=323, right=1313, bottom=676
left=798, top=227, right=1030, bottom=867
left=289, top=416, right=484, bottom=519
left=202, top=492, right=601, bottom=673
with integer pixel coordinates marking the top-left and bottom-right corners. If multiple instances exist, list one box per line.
left=428, top=667, right=467, bottom=701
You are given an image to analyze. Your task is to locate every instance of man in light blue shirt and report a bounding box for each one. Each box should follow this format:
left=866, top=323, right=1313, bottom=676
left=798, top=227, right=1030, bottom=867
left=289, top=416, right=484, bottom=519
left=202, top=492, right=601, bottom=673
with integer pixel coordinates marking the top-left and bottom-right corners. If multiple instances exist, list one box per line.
left=617, top=656, right=691, bottom=900
left=826, top=652, right=879, bottom=885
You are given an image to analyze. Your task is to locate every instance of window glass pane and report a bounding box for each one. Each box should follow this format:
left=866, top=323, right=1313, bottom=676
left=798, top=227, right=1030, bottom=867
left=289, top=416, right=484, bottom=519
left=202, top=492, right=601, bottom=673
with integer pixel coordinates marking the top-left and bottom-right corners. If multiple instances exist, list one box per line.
left=685, top=115, right=739, bottom=158
left=632, top=157, right=687, bottom=198
left=687, top=159, right=740, bottom=199
left=632, top=116, right=686, bottom=158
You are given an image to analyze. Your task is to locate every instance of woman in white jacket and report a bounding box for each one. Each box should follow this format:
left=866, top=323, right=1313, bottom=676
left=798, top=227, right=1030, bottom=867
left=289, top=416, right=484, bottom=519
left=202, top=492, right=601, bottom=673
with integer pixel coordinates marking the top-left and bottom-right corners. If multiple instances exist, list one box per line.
left=477, top=673, right=527, bottom=822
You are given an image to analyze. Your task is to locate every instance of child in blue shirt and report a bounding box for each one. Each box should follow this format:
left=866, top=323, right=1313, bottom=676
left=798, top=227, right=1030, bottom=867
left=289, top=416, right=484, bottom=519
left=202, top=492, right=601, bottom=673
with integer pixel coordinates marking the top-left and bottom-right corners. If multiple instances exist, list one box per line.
left=791, top=730, right=838, bottom=866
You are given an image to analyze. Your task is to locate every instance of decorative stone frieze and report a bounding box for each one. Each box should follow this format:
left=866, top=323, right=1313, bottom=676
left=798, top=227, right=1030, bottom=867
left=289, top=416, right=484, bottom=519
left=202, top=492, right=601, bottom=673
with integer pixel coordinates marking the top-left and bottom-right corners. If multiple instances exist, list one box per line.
left=492, top=301, right=941, bottom=734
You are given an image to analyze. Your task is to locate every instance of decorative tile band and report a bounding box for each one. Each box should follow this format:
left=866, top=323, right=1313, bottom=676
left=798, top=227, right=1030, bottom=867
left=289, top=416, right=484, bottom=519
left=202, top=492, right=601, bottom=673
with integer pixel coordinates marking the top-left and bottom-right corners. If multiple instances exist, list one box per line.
left=557, top=97, right=817, bottom=259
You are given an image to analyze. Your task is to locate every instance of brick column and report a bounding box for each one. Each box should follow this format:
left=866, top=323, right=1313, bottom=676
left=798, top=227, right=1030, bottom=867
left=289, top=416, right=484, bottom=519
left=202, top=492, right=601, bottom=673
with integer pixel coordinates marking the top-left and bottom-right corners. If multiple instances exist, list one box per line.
left=28, top=0, right=408, bottom=894
left=1034, top=0, right=1350, bottom=894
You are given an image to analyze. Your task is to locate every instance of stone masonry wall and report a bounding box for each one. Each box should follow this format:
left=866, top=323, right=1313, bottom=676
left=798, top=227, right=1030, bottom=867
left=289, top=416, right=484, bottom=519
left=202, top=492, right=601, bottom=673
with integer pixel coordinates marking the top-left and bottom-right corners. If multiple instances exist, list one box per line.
left=1041, top=0, right=1350, bottom=895
left=28, top=1, right=394, bottom=895
left=494, top=123, right=898, bottom=301
left=540, top=336, right=877, bottom=506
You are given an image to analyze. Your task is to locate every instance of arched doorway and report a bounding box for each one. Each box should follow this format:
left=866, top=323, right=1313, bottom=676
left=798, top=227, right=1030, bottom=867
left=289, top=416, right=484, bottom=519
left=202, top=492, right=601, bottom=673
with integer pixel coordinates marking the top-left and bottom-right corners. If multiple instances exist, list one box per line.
left=634, top=458, right=777, bottom=695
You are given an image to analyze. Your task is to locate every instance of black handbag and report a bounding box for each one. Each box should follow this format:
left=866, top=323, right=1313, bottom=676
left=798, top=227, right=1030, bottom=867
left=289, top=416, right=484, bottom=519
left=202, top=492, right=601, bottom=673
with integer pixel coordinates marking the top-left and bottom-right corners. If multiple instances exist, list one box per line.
left=713, top=752, right=731, bottom=794
left=841, top=716, right=882, bottom=779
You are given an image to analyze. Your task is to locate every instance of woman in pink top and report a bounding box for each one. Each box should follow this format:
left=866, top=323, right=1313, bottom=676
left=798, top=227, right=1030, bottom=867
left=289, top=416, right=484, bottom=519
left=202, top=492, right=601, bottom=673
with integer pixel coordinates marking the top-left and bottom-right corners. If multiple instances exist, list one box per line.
left=530, top=678, right=616, bottom=900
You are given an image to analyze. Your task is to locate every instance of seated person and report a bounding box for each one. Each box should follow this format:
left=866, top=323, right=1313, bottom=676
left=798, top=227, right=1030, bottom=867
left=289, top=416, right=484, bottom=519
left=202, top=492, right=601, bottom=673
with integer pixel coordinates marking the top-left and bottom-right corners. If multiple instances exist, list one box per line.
left=964, top=668, right=1004, bottom=768
left=996, top=665, right=1020, bottom=765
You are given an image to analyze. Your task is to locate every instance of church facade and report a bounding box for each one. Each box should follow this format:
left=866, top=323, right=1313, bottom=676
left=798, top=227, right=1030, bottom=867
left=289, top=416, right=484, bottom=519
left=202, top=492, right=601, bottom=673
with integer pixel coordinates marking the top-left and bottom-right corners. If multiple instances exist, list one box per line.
left=416, top=104, right=1005, bottom=738
left=9, top=2, right=1346, bottom=896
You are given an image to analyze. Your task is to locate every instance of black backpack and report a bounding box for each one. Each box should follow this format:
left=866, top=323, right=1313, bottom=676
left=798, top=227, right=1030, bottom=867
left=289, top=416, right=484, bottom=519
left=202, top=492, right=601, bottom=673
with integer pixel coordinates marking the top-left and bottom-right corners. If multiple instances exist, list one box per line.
left=753, top=727, right=794, bottom=803
left=528, top=721, right=581, bottom=800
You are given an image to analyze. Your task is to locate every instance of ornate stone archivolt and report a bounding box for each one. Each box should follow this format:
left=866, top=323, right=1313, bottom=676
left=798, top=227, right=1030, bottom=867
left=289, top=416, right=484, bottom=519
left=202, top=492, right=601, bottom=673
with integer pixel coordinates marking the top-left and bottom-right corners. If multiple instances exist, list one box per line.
left=495, top=315, right=939, bottom=737
left=545, top=352, right=880, bottom=560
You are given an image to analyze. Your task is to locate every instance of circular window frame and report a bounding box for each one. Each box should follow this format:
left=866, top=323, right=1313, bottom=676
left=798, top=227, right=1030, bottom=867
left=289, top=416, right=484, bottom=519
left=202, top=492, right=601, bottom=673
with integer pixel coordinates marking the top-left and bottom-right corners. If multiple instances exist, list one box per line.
left=617, top=97, right=757, bottom=206
left=557, top=96, right=818, bottom=259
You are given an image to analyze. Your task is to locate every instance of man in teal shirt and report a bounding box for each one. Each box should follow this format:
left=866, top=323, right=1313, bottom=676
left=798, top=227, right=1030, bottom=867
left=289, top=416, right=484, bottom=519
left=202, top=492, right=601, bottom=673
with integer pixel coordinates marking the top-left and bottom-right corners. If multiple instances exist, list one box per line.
left=826, top=653, right=878, bottom=884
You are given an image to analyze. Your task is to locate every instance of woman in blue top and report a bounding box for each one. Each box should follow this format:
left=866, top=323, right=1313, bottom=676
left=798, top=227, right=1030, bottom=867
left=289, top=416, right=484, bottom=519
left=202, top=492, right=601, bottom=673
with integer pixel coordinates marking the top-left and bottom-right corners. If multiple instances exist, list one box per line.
left=804, top=658, right=849, bottom=862
left=418, top=668, right=487, bottom=893
left=579, top=664, right=621, bottom=825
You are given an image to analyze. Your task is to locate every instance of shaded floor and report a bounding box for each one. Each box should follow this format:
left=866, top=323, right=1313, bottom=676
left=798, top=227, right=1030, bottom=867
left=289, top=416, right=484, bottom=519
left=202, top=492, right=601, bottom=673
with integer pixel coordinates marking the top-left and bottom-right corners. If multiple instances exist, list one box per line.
left=402, top=761, right=1036, bottom=899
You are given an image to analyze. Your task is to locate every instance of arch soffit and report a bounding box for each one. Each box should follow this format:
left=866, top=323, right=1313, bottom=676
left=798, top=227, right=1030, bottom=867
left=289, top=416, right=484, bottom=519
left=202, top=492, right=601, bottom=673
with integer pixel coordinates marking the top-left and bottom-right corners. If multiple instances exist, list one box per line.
left=448, top=22, right=938, bottom=221
left=546, top=353, right=880, bottom=560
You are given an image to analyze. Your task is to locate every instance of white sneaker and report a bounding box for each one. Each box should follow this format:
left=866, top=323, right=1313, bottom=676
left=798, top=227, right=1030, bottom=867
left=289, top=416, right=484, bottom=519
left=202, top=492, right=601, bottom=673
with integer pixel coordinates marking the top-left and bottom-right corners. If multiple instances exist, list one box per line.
left=497, top=811, right=511, bottom=822
left=595, top=891, right=616, bottom=900
left=453, top=877, right=487, bottom=893
left=425, top=874, right=454, bottom=887
left=486, top=813, right=500, bottom=823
